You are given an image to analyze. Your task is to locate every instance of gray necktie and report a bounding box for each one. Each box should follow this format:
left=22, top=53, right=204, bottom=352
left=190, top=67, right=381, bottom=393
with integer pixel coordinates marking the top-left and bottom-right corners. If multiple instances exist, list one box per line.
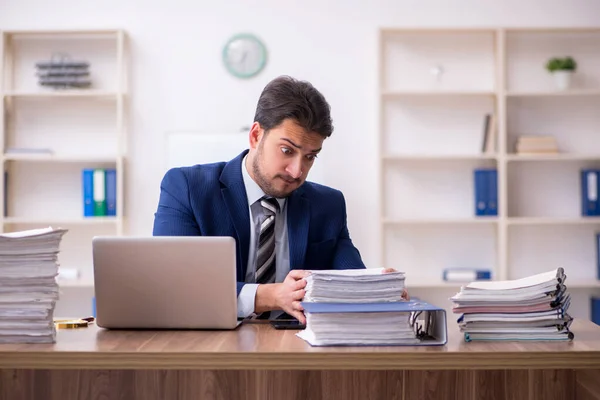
left=255, top=197, right=279, bottom=284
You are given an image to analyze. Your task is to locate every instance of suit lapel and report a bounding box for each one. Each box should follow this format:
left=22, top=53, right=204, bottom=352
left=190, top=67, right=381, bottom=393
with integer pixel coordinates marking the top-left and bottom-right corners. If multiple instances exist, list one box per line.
left=287, top=187, right=309, bottom=270
left=220, top=151, right=251, bottom=278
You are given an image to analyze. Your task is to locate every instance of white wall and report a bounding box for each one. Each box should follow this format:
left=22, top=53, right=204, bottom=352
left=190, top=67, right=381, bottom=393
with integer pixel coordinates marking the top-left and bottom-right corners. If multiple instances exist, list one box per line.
left=1, top=0, right=599, bottom=272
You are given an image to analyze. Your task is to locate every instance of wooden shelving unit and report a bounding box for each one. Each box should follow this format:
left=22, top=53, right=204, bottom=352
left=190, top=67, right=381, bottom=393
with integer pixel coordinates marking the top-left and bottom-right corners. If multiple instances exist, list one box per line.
left=0, top=29, right=128, bottom=295
left=378, top=27, right=600, bottom=319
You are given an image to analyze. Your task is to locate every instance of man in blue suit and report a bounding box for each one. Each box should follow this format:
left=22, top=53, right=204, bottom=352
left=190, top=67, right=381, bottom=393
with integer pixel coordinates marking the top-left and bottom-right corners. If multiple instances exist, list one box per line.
left=153, top=76, right=396, bottom=323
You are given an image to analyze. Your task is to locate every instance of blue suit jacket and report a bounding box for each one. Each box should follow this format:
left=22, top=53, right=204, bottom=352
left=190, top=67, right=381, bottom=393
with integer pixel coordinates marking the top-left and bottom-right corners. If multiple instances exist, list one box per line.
left=152, top=150, right=366, bottom=295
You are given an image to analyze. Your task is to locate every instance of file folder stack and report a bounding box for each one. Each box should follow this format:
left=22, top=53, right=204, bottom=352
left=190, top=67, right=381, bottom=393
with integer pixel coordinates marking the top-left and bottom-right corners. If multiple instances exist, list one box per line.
left=0, top=227, right=68, bottom=343
left=451, top=268, right=573, bottom=342
left=297, top=269, right=447, bottom=346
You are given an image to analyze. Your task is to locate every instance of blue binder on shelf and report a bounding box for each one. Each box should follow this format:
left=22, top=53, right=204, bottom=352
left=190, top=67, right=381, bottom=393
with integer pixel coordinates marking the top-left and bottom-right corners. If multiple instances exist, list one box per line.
left=592, top=297, right=600, bottom=327
left=105, top=168, right=117, bottom=216
left=581, top=169, right=600, bottom=216
left=596, top=232, right=600, bottom=281
left=474, top=168, right=497, bottom=216
left=82, top=168, right=94, bottom=217
left=300, top=300, right=448, bottom=346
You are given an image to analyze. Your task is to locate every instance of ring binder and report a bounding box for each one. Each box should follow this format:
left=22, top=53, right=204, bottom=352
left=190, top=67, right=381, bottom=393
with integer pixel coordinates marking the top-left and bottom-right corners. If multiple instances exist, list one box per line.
left=297, top=300, right=448, bottom=346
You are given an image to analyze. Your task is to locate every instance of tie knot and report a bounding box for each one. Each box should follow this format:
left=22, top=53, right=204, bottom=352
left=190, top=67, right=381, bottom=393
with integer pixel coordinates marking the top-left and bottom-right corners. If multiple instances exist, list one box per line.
left=260, top=197, right=279, bottom=215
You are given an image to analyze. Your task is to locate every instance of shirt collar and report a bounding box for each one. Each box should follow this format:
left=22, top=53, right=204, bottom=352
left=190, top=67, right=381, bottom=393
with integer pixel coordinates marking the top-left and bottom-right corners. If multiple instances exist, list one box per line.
left=241, top=154, right=286, bottom=210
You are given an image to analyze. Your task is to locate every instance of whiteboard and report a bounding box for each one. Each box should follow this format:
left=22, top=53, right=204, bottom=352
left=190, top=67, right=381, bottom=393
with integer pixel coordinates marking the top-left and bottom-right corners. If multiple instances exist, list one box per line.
left=165, top=130, right=325, bottom=184
left=166, top=131, right=248, bottom=169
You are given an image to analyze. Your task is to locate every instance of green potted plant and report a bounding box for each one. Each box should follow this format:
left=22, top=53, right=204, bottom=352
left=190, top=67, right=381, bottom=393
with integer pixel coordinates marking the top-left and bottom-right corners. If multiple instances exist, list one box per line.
left=545, top=56, right=577, bottom=91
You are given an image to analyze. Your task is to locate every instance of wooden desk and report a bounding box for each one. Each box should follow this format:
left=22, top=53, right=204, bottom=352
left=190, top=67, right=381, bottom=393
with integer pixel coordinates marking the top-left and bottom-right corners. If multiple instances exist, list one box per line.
left=1, top=319, right=599, bottom=400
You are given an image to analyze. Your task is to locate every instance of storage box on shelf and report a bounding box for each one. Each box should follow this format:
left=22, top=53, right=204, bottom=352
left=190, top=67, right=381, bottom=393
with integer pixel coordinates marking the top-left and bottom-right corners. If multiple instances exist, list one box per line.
left=379, top=27, right=600, bottom=320
left=0, top=30, right=128, bottom=316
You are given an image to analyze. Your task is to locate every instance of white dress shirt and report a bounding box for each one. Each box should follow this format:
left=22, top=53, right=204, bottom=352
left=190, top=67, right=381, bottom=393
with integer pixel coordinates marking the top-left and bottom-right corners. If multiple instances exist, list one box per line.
left=237, top=155, right=290, bottom=318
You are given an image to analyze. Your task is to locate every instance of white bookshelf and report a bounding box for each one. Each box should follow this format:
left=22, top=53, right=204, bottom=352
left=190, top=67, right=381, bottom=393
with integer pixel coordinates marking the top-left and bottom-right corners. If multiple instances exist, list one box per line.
left=379, top=27, right=600, bottom=320
left=0, top=30, right=128, bottom=315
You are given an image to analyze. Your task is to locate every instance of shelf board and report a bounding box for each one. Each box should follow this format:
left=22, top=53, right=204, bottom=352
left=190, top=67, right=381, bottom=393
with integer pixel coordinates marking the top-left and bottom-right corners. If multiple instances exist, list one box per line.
left=405, top=279, right=600, bottom=289
left=506, top=154, right=600, bottom=162
left=565, top=280, right=600, bottom=289
left=384, top=218, right=498, bottom=225
left=3, top=217, right=120, bottom=225
left=507, top=217, right=600, bottom=226
left=404, top=280, right=463, bottom=289
left=3, top=153, right=119, bottom=163
left=383, top=154, right=497, bottom=162
left=506, top=89, right=600, bottom=97
left=3, top=91, right=121, bottom=98
left=57, top=280, right=94, bottom=288
left=382, top=90, right=496, bottom=98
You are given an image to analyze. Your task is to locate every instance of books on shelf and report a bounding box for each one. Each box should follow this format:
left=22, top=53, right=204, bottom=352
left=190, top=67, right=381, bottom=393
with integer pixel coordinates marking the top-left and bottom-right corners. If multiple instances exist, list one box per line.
left=481, top=114, right=496, bottom=154
left=82, top=168, right=116, bottom=217
left=515, top=135, right=558, bottom=155
left=0, top=227, right=68, bottom=343
left=451, top=267, right=574, bottom=341
left=296, top=269, right=447, bottom=346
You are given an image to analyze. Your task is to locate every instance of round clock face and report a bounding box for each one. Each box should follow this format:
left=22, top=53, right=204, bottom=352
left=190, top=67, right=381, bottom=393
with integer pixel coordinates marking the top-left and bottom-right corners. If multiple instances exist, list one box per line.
left=222, top=34, right=267, bottom=79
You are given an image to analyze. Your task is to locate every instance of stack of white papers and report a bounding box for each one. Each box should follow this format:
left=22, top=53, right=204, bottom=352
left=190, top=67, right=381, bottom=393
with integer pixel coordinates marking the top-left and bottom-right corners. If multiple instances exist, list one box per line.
left=297, top=268, right=419, bottom=346
left=0, top=227, right=68, bottom=343
left=303, top=268, right=406, bottom=303
left=451, top=268, right=573, bottom=341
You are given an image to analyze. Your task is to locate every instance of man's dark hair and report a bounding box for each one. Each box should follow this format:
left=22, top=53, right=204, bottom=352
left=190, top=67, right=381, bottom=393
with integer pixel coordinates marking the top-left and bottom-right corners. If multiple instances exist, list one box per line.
left=254, top=75, right=333, bottom=138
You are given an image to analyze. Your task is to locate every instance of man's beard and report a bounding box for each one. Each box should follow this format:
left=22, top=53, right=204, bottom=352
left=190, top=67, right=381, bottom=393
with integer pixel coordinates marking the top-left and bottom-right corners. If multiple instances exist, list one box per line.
left=252, top=147, right=300, bottom=198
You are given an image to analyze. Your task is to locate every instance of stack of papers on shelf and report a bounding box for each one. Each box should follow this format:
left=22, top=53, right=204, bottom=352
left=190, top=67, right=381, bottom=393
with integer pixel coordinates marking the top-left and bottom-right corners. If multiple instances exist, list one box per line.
left=296, top=269, right=447, bottom=346
left=451, top=267, right=573, bottom=342
left=0, top=227, right=68, bottom=344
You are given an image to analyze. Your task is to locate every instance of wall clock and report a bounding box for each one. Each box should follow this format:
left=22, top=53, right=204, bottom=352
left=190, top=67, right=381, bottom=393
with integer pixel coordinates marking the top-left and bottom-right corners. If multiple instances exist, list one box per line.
left=222, top=33, right=268, bottom=79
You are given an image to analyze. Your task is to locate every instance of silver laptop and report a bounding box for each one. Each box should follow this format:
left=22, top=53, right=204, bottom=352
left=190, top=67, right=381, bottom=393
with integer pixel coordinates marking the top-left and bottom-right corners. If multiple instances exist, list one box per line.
left=92, top=236, right=241, bottom=330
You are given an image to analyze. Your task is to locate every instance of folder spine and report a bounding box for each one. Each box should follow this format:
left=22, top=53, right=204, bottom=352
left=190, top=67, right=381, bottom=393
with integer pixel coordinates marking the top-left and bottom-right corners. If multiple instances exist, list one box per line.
left=105, top=168, right=117, bottom=216
left=474, top=169, right=488, bottom=216
left=581, top=169, right=599, bottom=216
left=592, top=297, right=600, bottom=327
left=82, top=168, right=94, bottom=217
left=93, top=169, right=106, bottom=216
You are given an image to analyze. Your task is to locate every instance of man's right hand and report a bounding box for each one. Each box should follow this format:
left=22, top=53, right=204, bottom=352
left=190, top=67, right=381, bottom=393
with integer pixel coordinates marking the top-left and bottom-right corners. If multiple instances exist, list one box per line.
left=255, top=270, right=311, bottom=324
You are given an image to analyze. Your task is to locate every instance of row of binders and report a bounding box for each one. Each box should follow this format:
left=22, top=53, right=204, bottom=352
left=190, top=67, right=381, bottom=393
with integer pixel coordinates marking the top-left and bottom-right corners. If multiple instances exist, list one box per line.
left=475, top=168, right=600, bottom=217
left=82, top=168, right=116, bottom=217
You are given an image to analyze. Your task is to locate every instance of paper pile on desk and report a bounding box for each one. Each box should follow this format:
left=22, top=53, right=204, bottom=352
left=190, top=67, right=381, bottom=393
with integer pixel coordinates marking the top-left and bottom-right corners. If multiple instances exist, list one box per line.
left=0, top=227, right=68, bottom=344
left=303, top=268, right=407, bottom=303
left=451, top=267, right=573, bottom=342
left=297, top=268, right=421, bottom=346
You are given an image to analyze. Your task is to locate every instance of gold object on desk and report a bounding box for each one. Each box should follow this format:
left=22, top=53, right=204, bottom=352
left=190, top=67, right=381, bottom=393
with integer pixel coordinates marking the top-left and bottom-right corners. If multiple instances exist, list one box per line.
left=54, top=317, right=95, bottom=329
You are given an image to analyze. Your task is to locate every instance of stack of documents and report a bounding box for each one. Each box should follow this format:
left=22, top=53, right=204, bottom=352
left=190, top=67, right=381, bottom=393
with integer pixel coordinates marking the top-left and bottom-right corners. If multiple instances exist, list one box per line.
left=451, top=268, right=573, bottom=342
left=0, top=227, right=68, bottom=343
left=303, top=268, right=406, bottom=303
left=297, top=269, right=447, bottom=346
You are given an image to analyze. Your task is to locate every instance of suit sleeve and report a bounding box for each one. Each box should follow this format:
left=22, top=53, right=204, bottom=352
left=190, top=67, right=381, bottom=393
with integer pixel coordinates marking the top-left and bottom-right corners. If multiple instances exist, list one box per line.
left=332, top=192, right=367, bottom=270
left=153, top=168, right=201, bottom=236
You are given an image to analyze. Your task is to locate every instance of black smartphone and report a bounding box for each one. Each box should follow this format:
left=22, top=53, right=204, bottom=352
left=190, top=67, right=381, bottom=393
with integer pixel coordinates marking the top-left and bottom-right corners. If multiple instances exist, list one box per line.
left=270, top=319, right=306, bottom=330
